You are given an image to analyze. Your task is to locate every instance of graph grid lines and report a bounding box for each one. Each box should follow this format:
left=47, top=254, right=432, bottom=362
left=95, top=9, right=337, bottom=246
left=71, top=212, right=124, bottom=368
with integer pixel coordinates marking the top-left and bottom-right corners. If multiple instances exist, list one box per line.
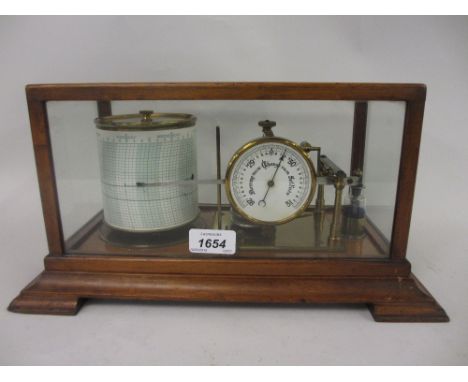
left=96, top=127, right=198, bottom=232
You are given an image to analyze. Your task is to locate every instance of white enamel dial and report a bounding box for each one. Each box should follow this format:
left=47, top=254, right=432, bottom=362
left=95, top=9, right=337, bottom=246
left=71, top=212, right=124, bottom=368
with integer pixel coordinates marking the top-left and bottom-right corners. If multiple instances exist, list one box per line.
left=226, top=138, right=316, bottom=224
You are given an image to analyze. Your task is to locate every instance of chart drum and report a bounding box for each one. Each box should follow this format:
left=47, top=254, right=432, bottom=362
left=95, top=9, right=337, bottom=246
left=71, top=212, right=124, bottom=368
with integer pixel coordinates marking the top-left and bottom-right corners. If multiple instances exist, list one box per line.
left=94, top=110, right=199, bottom=238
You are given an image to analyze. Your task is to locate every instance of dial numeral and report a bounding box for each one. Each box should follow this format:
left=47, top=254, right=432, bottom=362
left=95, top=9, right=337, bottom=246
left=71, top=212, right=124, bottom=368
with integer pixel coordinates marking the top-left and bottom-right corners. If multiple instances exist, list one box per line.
left=246, top=159, right=256, bottom=168
left=287, top=157, right=297, bottom=167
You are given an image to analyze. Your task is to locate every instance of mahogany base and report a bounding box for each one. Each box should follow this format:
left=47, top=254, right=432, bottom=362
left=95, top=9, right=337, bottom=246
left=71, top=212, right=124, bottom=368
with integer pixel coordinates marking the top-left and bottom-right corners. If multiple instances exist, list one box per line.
left=8, top=269, right=448, bottom=322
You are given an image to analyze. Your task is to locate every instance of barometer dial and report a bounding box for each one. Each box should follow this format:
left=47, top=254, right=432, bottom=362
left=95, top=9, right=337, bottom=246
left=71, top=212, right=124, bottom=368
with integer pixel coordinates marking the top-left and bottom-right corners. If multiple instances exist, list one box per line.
left=226, top=137, right=317, bottom=225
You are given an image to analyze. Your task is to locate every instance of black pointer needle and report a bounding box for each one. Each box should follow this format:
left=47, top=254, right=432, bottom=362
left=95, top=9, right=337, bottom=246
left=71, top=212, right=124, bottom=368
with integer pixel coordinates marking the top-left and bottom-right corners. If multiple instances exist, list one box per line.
left=258, top=149, right=287, bottom=207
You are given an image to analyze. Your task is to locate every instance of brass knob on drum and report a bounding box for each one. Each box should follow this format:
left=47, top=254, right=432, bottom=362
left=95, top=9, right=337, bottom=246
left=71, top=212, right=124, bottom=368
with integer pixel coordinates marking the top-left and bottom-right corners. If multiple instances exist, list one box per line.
left=139, top=110, right=154, bottom=122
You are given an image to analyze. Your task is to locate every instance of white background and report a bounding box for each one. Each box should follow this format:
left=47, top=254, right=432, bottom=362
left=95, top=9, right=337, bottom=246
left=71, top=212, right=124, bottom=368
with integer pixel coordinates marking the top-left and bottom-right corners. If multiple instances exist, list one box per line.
left=0, top=16, right=467, bottom=365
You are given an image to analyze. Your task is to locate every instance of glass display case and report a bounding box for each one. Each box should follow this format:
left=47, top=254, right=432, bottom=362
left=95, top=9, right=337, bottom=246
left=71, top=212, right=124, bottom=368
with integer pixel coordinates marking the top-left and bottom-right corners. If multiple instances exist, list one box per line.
left=9, top=83, right=448, bottom=322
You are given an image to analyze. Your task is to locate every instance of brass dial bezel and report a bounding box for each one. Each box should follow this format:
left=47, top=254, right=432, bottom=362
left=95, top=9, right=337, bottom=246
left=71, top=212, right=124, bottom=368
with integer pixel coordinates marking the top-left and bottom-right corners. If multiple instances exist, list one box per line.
left=225, top=136, right=317, bottom=225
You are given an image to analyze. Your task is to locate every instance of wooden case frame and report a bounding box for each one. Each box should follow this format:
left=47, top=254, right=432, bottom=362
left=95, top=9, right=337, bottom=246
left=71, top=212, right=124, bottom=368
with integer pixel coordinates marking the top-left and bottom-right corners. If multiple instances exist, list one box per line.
left=8, top=82, right=448, bottom=322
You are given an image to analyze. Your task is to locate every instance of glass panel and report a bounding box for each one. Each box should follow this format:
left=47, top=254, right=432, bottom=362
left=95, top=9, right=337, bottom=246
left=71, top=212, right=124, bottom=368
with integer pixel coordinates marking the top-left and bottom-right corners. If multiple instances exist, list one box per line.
left=48, top=101, right=101, bottom=240
left=364, top=101, right=405, bottom=241
left=47, top=100, right=404, bottom=259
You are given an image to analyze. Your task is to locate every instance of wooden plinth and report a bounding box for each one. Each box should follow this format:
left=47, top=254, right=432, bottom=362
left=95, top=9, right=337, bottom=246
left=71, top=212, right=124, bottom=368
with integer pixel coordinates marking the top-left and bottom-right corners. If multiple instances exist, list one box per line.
left=8, top=267, right=448, bottom=322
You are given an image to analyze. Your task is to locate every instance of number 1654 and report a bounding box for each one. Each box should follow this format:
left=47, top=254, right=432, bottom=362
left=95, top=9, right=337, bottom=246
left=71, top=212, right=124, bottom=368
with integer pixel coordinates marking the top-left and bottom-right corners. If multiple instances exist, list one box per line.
left=198, top=238, right=226, bottom=249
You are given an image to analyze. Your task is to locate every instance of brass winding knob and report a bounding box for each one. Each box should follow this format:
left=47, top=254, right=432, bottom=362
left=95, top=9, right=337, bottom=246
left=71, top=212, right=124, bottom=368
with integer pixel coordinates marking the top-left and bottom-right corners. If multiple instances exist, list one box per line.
left=259, top=120, right=276, bottom=137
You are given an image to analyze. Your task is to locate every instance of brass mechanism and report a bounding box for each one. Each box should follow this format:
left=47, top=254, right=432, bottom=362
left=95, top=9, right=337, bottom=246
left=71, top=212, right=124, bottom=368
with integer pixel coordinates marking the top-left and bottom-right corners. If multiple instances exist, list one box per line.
left=225, top=119, right=364, bottom=248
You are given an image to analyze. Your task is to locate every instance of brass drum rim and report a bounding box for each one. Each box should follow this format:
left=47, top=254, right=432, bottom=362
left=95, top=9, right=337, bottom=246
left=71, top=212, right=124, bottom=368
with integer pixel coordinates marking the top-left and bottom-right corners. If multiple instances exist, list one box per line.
left=95, top=112, right=197, bottom=131
left=225, top=136, right=317, bottom=225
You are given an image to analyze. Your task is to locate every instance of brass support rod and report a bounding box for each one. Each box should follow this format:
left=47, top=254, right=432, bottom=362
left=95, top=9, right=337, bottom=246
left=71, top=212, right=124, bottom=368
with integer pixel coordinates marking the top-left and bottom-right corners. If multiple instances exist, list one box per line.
left=314, top=151, right=325, bottom=244
left=314, top=204, right=325, bottom=247
left=315, top=153, right=324, bottom=212
left=315, top=185, right=325, bottom=211
left=329, top=173, right=346, bottom=243
left=216, top=126, right=222, bottom=229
